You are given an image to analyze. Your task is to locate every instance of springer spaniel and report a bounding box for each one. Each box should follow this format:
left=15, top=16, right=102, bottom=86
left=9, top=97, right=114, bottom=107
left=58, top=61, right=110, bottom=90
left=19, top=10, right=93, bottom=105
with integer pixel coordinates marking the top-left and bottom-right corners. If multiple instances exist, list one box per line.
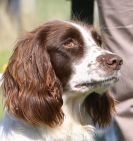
left=0, top=20, right=123, bottom=141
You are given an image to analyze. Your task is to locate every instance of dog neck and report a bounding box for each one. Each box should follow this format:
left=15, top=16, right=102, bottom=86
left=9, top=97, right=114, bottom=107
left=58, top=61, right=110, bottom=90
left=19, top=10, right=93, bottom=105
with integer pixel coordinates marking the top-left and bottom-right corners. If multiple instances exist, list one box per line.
left=62, top=91, right=93, bottom=126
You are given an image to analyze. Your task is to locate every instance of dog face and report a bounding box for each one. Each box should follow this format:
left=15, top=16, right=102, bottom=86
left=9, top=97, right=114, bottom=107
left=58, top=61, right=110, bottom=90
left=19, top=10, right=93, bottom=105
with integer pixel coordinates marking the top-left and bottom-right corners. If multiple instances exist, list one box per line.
left=47, top=21, right=122, bottom=94
left=3, top=20, right=123, bottom=127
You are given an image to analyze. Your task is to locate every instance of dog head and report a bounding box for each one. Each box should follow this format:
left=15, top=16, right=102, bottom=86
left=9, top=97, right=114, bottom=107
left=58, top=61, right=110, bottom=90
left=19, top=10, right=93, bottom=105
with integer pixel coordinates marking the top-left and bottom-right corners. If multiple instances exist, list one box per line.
left=2, top=20, right=123, bottom=127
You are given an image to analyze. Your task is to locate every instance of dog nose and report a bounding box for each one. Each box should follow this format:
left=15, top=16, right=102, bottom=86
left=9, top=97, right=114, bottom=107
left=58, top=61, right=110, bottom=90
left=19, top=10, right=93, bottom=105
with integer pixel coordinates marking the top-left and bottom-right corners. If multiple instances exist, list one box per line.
left=97, top=54, right=123, bottom=70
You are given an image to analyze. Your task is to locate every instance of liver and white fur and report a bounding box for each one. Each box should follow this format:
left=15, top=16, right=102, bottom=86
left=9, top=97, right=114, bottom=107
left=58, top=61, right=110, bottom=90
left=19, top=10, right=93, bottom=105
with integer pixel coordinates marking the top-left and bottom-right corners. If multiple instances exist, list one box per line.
left=0, top=20, right=122, bottom=141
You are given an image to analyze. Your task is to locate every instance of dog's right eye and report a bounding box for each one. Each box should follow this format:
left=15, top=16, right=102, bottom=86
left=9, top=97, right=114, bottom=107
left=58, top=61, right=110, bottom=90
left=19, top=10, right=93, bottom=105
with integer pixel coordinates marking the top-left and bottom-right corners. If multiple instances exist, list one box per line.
left=62, top=38, right=79, bottom=49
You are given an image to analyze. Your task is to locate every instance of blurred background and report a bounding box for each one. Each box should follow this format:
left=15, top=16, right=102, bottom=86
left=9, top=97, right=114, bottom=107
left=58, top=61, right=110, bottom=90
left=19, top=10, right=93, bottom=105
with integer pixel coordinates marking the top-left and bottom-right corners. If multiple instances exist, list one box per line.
left=0, top=0, right=99, bottom=119
left=0, top=0, right=71, bottom=72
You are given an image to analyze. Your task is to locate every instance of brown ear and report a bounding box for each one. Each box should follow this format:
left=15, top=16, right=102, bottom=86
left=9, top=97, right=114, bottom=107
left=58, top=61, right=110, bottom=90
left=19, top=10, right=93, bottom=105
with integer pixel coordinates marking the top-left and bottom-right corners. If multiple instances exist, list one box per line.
left=84, top=92, right=115, bottom=127
left=3, top=32, right=64, bottom=127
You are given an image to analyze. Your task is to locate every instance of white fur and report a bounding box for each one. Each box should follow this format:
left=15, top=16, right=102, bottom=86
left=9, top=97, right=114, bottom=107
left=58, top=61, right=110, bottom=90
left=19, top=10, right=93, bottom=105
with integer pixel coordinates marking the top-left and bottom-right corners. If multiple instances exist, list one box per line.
left=69, top=22, right=119, bottom=94
left=0, top=21, right=120, bottom=141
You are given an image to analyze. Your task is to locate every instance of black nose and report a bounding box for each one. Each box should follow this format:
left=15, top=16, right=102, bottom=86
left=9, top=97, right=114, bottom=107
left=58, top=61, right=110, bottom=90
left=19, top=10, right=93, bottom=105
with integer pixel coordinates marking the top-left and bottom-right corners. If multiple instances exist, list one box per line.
left=97, top=54, right=123, bottom=70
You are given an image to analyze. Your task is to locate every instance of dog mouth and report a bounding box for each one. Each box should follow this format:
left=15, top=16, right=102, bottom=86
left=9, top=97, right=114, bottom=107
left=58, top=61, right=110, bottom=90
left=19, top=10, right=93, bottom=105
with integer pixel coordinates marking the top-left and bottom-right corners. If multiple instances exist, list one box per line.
left=75, top=77, right=119, bottom=88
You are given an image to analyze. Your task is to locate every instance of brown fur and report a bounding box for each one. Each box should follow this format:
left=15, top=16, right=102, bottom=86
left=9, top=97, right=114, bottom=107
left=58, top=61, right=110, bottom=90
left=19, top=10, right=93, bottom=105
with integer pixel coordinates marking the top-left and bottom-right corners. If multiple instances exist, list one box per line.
left=2, top=20, right=115, bottom=128
left=3, top=22, right=65, bottom=127
left=2, top=20, right=85, bottom=127
left=84, top=92, right=115, bottom=127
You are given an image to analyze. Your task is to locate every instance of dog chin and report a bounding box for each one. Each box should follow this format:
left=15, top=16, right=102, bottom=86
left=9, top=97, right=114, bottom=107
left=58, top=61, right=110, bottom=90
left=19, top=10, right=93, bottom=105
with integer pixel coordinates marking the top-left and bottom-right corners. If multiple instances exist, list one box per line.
left=71, top=76, right=119, bottom=94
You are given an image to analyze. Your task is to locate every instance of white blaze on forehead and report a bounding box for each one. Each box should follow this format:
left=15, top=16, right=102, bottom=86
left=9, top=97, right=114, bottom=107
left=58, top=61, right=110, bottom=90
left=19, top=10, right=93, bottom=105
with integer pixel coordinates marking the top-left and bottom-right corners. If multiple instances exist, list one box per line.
left=70, top=22, right=97, bottom=47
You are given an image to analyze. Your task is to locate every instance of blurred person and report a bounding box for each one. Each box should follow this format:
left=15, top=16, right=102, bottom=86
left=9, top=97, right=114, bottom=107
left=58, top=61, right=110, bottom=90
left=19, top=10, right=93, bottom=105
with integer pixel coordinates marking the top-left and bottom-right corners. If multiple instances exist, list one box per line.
left=0, top=0, right=23, bottom=34
left=6, top=0, right=22, bottom=32
left=95, top=0, right=133, bottom=141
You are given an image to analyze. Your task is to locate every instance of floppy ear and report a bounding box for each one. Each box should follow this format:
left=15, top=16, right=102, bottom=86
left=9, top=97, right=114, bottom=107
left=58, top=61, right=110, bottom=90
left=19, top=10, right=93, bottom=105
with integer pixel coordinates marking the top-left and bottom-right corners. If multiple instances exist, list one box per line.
left=84, top=92, right=115, bottom=127
left=2, top=30, right=64, bottom=127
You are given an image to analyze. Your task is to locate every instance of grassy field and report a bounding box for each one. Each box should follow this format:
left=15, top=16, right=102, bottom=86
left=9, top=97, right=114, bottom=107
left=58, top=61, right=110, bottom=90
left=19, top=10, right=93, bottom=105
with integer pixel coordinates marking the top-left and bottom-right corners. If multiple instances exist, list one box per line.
left=0, top=93, right=4, bottom=120
left=0, top=0, right=71, bottom=119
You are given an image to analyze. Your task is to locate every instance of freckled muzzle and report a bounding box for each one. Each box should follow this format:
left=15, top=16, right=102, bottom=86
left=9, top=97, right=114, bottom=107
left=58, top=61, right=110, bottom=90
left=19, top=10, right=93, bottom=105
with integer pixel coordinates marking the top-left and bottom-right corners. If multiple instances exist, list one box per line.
left=72, top=53, right=123, bottom=92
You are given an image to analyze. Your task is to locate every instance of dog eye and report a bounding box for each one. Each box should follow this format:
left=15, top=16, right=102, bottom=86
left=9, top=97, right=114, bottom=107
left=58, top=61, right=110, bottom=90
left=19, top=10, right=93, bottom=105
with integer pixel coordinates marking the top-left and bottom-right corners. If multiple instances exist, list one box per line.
left=63, top=38, right=78, bottom=49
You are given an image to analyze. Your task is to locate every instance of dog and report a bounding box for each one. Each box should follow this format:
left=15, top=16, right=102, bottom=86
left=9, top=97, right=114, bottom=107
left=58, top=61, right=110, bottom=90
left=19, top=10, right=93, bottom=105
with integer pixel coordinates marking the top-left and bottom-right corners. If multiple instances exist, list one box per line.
left=0, top=20, right=123, bottom=141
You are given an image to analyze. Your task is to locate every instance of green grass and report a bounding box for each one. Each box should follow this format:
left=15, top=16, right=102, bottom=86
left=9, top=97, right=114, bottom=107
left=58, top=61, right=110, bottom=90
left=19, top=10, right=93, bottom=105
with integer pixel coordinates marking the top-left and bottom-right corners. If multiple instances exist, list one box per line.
left=0, top=84, right=4, bottom=119
left=0, top=49, right=11, bottom=73
left=0, top=94, right=4, bottom=120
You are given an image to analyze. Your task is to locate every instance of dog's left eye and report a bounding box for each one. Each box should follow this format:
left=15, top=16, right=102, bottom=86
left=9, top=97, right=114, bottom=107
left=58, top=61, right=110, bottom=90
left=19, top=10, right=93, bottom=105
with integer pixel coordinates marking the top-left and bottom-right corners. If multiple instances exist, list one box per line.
left=62, top=38, right=79, bottom=49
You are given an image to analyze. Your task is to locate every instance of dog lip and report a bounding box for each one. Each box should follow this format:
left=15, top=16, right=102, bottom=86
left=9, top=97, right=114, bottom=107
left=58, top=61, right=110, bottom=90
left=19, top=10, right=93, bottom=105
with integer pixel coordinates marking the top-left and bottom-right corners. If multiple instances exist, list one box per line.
left=75, top=77, right=119, bottom=88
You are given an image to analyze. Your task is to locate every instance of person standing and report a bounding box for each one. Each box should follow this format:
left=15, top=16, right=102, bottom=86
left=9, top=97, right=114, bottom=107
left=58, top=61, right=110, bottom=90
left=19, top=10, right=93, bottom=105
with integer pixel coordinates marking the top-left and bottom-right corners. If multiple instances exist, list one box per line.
left=96, top=0, right=133, bottom=141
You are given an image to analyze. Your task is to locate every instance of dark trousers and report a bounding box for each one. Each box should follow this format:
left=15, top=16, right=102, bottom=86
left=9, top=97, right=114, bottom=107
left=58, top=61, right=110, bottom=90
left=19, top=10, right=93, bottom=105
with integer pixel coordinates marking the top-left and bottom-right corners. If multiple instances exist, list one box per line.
left=71, top=0, right=94, bottom=24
